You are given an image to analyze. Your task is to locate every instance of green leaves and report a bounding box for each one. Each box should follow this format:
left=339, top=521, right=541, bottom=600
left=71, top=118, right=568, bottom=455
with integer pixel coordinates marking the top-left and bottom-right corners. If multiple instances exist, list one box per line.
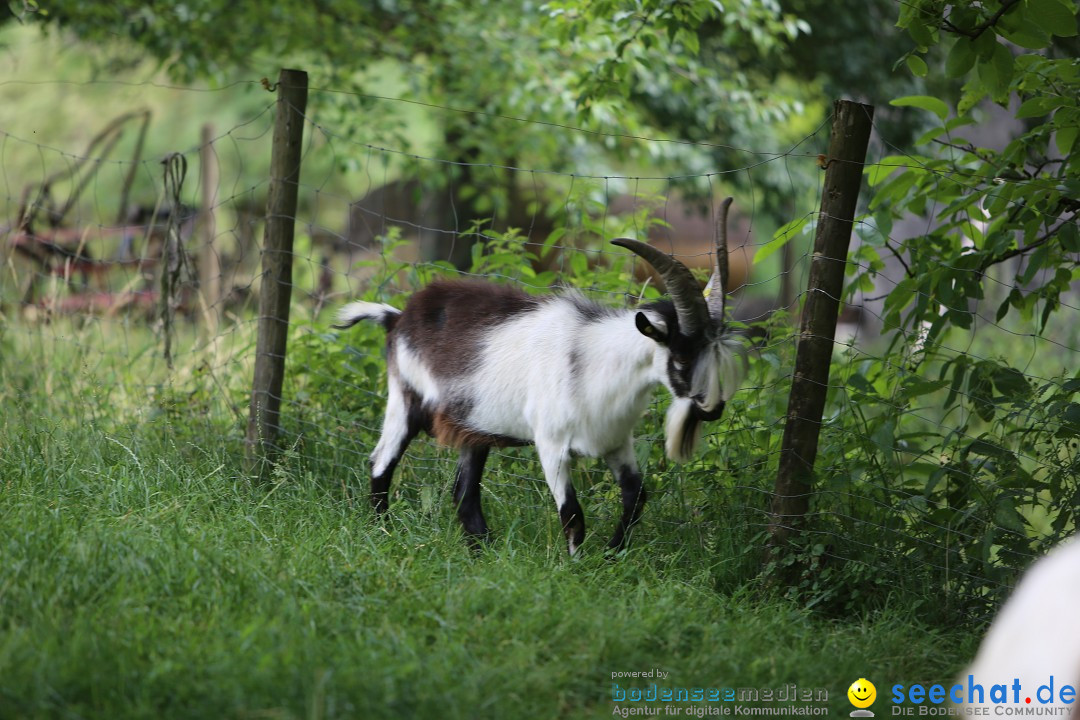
left=905, top=54, right=929, bottom=78
left=945, top=38, right=976, bottom=77
left=994, top=497, right=1028, bottom=534
left=977, top=41, right=1015, bottom=100
left=1015, top=96, right=1063, bottom=118
left=998, top=18, right=1053, bottom=49
left=1060, top=222, right=1080, bottom=252
left=754, top=214, right=811, bottom=266
left=1057, top=125, right=1079, bottom=156
left=991, top=365, right=1031, bottom=401
left=882, top=277, right=916, bottom=330
left=877, top=0, right=1080, bottom=365
left=1027, top=0, right=1079, bottom=38
left=890, top=95, right=950, bottom=120
left=866, top=155, right=915, bottom=186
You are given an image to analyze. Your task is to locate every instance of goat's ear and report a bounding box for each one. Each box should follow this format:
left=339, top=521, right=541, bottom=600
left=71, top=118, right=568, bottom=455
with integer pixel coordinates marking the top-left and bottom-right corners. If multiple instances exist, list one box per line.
left=636, top=311, right=669, bottom=344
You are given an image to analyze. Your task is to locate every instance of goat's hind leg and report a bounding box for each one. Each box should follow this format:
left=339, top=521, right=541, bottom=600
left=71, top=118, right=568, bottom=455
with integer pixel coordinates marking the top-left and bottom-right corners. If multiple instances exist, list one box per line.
left=453, top=445, right=491, bottom=548
left=369, top=377, right=422, bottom=514
left=604, top=441, right=647, bottom=551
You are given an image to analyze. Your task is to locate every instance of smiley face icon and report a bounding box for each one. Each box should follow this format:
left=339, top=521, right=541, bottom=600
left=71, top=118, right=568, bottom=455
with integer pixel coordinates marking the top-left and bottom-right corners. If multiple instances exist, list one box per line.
left=848, top=678, right=877, bottom=716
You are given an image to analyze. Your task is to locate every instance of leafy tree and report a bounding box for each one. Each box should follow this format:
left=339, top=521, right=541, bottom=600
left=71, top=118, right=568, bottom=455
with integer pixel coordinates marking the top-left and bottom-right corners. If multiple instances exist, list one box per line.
left=872, top=0, right=1078, bottom=344
left=829, top=0, right=1080, bottom=610
left=6, top=2, right=851, bottom=215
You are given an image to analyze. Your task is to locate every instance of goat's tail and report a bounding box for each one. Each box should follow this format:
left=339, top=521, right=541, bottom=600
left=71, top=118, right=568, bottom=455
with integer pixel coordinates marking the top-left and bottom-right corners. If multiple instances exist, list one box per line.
left=334, top=301, right=402, bottom=332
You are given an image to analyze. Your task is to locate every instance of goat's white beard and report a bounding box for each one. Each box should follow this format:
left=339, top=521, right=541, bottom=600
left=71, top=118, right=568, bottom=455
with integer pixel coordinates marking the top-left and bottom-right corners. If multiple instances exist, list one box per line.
left=664, top=397, right=701, bottom=462
left=688, top=335, right=745, bottom=413
left=716, top=334, right=745, bottom=404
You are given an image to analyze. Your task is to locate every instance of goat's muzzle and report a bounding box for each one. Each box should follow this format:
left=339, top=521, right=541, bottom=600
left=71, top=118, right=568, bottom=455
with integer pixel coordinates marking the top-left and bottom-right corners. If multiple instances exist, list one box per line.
left=691, top=399, right=726, bottom=422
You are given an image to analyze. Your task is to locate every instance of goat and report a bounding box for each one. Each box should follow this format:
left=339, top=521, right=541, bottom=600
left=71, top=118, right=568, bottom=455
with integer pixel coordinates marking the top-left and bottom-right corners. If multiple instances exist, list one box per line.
left=956, top=538, right=1080, bottom=715
left=335, top=198, right=744, bottom=554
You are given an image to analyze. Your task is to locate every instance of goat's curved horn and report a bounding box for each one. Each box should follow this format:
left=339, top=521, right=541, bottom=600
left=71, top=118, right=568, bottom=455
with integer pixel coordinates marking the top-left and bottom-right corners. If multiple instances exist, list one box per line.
left=612, top=237, right=709, bottom=338
left=706, top=197, right=734, bottom=327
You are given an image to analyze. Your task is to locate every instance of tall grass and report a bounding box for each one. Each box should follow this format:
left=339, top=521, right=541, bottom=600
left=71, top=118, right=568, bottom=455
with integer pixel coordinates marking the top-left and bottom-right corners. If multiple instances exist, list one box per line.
left=0, top=318, right=981, bottom=719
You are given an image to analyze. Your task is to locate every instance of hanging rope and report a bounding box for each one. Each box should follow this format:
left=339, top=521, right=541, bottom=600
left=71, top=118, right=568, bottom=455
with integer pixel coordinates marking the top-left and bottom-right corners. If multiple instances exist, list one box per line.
left=160, top=153, right=189, bottom=369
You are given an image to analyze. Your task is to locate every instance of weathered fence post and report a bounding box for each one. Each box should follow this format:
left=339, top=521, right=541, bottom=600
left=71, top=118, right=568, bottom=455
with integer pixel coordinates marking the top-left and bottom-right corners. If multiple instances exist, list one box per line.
left=245, top=68, right=308, bottom=470
left=767, top=99, right=874, bottom=552
left=198, top=123, right=221, bottom=336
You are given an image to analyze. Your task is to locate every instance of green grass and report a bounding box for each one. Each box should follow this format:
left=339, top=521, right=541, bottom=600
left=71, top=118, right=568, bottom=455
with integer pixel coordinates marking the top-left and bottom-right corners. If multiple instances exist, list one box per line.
left=0, top=356, right=981, bottom=720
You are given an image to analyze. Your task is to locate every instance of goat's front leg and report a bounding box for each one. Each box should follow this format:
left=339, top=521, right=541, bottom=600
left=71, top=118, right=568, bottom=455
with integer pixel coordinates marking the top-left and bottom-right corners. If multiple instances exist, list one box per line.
left=604, top=441, right=647, bottom=551
left=536, top=439, right=585, bottom=555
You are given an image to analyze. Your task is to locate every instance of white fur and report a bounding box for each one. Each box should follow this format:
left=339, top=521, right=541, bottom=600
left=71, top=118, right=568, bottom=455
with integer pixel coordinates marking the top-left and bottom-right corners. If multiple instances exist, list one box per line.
left=337, top=301, right=398, bottom=326
left=463, top=304, right=659, bottom=458
left=718, top=337, right=743, bottom=403
left=370, top=373, right=409, bottom=477
left=692, top=350, right=722, bottom=410
left=395, top=339, right=445, bottom=404
left=958, top=538, right=1080, bottom=712
left=664, top=397, right=697, bottom=462
left=537, top=438, right=579, bottom=554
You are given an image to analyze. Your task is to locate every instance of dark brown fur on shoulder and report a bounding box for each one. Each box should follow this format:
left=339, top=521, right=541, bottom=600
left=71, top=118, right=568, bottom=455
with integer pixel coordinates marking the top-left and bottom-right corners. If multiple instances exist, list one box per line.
left=394, top=279, right=542, bottom=380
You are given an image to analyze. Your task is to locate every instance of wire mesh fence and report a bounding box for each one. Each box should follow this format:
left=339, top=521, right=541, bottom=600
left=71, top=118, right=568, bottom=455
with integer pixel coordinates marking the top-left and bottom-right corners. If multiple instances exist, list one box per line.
left=2, top=73, right=1076, bottom=624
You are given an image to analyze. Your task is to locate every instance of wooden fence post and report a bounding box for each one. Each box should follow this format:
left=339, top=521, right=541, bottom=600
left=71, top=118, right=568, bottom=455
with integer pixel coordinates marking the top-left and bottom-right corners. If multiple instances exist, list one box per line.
left=199, top=123, right=221, bottom=336
left=245, top=68, right=308, bottom=470
left=768, top=99, right=874, bottom=551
